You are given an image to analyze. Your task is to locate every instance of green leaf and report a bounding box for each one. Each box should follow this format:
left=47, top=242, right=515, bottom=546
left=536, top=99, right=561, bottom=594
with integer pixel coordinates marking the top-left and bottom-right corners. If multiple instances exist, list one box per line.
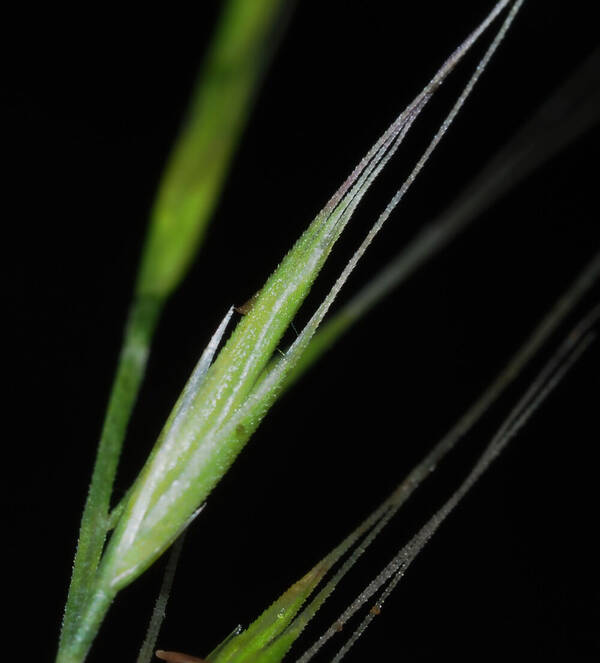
left=136, top=0, right=291, bottom=299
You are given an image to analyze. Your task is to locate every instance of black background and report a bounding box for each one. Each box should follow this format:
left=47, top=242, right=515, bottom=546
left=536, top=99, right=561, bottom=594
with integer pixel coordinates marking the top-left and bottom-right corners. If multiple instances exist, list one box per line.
left=4, top=2, right=600, bottom=662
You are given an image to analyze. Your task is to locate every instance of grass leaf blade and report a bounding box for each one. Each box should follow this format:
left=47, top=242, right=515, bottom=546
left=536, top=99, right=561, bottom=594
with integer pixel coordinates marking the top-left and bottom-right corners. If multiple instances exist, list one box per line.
left=137, top=0, right=293, bottom=300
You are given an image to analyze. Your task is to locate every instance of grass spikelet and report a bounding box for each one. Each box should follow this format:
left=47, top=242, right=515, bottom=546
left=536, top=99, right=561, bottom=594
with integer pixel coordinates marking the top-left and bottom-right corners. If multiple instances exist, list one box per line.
left=55, top=2, right=587, bottom=662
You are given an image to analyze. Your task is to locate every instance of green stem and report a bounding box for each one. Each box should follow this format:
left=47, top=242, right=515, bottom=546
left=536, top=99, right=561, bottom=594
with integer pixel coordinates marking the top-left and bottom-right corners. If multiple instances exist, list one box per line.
left=58, top=295, right=162, bottom=655
left=58, top=583, right=117, bottom=663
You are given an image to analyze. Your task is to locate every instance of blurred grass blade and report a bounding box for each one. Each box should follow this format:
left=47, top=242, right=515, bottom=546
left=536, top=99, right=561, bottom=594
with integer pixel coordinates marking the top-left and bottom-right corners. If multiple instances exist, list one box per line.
left=286, top=48, right=600, bottom=388
left=59, top=1, right=291, bottom=658
left=325, top=312, right=598, bottom=663
left=137, top=0, right=293, bottom=299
